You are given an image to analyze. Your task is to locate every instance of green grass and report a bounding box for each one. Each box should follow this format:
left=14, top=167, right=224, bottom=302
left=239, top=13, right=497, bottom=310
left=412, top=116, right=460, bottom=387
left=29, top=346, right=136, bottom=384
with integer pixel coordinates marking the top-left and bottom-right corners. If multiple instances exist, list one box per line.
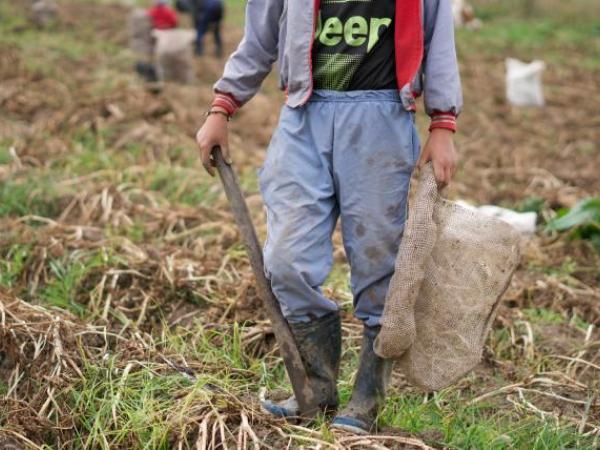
left=60, top=325, right=276, bottom=449
left=0, top=244, right=31, bottom=288
left=0, top=177, right=62, bottom=218
left=67, top=357, right=188, bottom=449
left=224, top=0, right=247, bottom=27
left=1, top=0, right=598, bottom=448
left=0, top=380, right=8, bottom=397
left=471, top=0, right=600, bottom=22
left=147, top=165, right=220, bottom=207
left=522, top=307, right=593, bottom=332
left=53, top=318, right=598, bottom=449
left=523, top=307, right=566, bottom=326
left=0, top=1, right=122, bottom=54
left=0, top=142, right=12, bottom=165
left=237, top=167, right=261, bottom=194
left=381, top=367, right=596, bottom=449
left=324, top=263, right=353, bottom=315
left=39, top=251, right=109, bottom=316
left=458, top=1, right=600, bottom=69
left=122, top=220, right=148, bottom=243
left=69, top=130, right=114, bottom=173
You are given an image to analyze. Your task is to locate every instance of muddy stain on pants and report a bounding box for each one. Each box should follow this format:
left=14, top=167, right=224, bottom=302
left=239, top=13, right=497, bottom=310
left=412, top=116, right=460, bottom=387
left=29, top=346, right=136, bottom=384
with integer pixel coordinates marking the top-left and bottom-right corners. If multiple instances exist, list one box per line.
left=259, top=90, right=420, bottom=327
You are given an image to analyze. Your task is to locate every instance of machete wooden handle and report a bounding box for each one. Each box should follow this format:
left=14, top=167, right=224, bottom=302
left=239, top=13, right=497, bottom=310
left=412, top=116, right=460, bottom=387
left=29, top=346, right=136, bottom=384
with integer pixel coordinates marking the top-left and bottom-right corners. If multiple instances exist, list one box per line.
left=211, top=146, right=319, bottom=417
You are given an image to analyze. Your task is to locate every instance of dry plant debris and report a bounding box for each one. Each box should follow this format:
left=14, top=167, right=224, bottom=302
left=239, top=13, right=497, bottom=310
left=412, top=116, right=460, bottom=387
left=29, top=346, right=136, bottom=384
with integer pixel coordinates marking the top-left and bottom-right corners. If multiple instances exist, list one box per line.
left=0, top=0, right=599, bottom=448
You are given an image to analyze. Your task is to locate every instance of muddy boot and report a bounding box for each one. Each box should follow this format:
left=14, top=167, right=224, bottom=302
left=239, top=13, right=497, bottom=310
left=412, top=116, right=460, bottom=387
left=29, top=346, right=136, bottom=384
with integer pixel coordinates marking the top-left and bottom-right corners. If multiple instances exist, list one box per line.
left=331, top=325, right=392, bottom=434
left=261, top=311, right=341, bottom=418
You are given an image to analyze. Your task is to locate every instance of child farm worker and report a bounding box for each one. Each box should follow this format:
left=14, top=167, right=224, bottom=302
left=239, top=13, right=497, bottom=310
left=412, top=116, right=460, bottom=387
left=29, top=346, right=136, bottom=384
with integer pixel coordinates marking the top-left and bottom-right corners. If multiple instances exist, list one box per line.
left=135, top=0, right=179, bottom=82
left=196, top=0, right=462, bottom=434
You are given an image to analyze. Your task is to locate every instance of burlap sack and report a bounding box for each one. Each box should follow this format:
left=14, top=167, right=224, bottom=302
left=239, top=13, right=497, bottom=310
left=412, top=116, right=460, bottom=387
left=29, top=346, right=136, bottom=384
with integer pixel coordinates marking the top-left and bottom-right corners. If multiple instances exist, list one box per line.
left=153, top=29, right=197, bottom=84
left=374, top=164, right=520, bottom=391
left=128, top=9, right=154, bottom=57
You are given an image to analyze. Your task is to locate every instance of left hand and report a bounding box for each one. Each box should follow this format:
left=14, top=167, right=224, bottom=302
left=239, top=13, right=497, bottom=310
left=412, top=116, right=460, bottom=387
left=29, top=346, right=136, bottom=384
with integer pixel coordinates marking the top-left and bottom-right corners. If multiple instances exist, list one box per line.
left=418, top=128, right=457, bottom=187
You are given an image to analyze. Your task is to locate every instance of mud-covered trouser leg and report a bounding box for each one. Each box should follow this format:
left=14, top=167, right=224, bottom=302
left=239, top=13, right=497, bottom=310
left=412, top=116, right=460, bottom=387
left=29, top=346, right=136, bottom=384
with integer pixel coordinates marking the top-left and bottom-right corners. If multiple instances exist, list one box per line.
left=259, top=90, right=419, bottom=326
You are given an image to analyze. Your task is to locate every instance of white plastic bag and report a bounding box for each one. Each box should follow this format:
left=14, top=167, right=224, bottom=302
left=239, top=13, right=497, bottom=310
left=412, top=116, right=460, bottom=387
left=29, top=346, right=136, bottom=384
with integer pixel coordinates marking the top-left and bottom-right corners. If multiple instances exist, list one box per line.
left=455, top=202, right=537, bottom=235
left=506, top=58, right=546, bottom=107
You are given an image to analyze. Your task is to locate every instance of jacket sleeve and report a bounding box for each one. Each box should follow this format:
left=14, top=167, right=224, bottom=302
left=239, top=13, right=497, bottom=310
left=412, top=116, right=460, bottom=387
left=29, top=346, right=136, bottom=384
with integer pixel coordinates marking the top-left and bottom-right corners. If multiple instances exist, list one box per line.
left=422, top=0, right=463, bottom=132
left=212, top=0, right=283, bottom=115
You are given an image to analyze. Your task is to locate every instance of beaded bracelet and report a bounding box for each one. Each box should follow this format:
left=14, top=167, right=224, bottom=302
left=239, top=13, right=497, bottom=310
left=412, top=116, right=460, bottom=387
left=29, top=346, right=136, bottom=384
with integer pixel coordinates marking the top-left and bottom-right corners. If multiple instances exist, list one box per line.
left=205, top=110, right=231, bottom=121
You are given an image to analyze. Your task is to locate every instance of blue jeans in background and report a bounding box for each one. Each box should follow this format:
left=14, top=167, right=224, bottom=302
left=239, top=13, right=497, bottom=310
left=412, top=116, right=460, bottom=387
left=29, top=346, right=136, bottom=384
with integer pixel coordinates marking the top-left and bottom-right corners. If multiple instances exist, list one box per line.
left=194, top=0, right=223, bottom=56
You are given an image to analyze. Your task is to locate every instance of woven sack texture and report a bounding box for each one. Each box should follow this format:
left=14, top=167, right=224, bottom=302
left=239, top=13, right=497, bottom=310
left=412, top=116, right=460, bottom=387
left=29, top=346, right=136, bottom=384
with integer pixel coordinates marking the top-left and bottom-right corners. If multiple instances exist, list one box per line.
left=153, top=29, right=197, bottom=84
left=374, top=164, right=520, bottom=391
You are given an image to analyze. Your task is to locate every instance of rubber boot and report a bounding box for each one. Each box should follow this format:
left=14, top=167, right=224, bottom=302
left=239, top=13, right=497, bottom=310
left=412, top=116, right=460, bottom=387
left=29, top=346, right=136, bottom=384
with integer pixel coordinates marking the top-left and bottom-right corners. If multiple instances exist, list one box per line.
left=261, top=311, right=342, bottom=418
left=331, top=325, right=393, bottom=434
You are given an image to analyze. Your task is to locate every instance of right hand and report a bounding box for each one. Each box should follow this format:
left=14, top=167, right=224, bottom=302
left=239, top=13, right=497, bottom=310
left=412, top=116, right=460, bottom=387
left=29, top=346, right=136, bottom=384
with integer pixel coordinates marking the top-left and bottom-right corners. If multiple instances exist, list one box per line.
left=196, top=107, right=231, bottom=176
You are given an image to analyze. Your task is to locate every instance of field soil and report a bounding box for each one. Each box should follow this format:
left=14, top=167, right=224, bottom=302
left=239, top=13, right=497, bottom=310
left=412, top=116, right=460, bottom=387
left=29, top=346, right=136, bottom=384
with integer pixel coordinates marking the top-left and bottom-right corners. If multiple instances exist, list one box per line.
left=0, top=0, right=599, bottom=449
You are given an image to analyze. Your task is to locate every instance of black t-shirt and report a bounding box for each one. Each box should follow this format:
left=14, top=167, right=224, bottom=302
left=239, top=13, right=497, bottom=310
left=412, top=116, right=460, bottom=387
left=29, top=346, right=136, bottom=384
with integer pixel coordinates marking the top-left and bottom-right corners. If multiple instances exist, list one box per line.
left=312, top=0, right=397, bottom=91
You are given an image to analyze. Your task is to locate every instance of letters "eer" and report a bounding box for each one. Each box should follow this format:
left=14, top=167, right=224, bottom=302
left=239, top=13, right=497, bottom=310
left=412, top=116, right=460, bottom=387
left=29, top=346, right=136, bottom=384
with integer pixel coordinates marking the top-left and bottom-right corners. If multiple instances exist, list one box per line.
left=315, top=14, right=392, bottom=52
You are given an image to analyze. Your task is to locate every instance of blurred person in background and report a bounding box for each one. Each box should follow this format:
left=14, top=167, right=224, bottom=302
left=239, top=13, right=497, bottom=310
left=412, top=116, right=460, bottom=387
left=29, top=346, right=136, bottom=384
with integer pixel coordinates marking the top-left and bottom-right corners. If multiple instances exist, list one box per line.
left=135, top=0, right=179, bottom=82
left=147, top=0, right=179, bottom=30
left=190, top=0, right=224, bottom=57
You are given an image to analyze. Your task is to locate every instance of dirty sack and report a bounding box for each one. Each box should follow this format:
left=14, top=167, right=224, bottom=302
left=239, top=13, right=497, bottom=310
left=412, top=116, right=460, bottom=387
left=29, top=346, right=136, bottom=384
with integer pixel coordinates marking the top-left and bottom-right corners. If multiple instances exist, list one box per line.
left=128, top=9, right=154, bottom=57
left=374, top=164, right=520, bottom=391
left=153, top=29, right=197, bottom=84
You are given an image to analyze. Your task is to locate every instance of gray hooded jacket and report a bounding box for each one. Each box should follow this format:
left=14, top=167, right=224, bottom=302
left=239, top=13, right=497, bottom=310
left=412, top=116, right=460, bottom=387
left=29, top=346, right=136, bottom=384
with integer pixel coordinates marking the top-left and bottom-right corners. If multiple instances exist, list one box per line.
left=213, top=0, right=462, bottom=128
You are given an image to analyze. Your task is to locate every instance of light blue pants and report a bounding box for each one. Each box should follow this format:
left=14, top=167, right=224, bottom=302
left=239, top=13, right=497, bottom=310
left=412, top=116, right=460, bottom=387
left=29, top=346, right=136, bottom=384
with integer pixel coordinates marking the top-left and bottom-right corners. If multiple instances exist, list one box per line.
left=259, top=90, right=420, bottom=327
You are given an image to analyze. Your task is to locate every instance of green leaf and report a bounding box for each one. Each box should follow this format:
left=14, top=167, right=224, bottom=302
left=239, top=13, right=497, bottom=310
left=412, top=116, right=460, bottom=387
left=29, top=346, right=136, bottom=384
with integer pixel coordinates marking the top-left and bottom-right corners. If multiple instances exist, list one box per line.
left=517, top=196, right=546, bottom=213
left=546, top=198, right=600, bottom=231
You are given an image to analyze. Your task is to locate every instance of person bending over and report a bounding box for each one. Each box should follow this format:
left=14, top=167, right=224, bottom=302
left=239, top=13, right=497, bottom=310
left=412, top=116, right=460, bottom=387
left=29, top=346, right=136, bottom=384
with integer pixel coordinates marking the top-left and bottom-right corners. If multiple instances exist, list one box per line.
left=147, top=0, right=178, bottom=30
left=135, top=0, right=179, bottom=82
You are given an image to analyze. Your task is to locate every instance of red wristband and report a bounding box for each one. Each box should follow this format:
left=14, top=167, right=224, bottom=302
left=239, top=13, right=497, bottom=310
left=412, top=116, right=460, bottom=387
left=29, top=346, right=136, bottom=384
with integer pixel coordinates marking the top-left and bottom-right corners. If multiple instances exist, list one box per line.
left=429, top=112, right=457, bottom=133
left=211, top=92, right=240, bottom=117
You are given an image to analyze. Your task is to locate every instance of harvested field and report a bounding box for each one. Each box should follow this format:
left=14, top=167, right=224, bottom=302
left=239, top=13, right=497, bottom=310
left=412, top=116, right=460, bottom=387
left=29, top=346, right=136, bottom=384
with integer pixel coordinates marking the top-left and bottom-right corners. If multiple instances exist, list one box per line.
left=0, top=0, right=599, bottom=448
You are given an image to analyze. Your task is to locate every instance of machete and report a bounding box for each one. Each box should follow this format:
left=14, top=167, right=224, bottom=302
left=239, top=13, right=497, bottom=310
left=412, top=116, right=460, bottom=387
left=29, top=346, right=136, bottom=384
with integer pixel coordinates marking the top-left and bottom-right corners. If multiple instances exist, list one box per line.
left=211, top=146, right=319, bottom=417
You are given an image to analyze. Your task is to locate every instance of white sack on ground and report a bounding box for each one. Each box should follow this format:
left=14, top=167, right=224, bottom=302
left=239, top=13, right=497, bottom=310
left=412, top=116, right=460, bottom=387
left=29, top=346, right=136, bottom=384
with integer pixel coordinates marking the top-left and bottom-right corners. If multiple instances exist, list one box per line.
left=506, top=58, right=546, bottom=107
left=153, top=29, right=197, bottom=84
left=128, top=8, right=154, bottom=57
left=374, top=164, right=521, bottom=391
left=455, top=201, right=537, bottom=235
